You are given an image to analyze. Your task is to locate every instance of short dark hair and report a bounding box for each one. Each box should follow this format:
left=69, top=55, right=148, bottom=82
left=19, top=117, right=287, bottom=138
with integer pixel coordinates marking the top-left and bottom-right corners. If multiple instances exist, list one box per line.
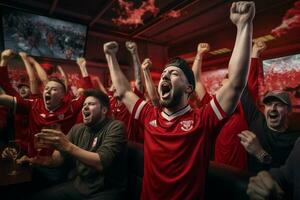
left=83, top=89, right=110, bottom=109
left=48, top=77, right=66, bottom=93
left=164, top=57, right=195, bottom=91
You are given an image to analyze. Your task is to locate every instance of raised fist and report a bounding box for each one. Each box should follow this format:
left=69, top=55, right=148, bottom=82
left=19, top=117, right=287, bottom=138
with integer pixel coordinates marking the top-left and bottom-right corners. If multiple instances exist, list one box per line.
left=1, top=49, right=14, bottom=62
left=252, top=40, right=267, bottom=57
left=230, top=1, right=255, bottom=25
left=76, top=57, right=86, bottom=67
left=197, top=43, right=210, bottom=55
left=19, top=52, right=28, bottom=58
left=141, top=58, right=152, bottom=70
left=126, top=41, right=137, bottom=54
left=103, top=41, right=119, bottom=55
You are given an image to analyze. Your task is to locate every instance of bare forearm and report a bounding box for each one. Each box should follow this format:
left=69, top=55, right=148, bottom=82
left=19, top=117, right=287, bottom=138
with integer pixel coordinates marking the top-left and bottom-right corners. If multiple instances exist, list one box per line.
left=106, top=54, right=132, bottom=97
left=192, top=54, right=207, bottom=100
left=131, top=53, right=143, bottom=91
left=228, top=23, right=252, bottom=89
left=79, top=64, right=88, bottom=78
left=21, top=57, right=39, bottom=94
left=67, top=144, right=102, bottom=171
left=143, top=68, right=159, bottom=106
left=32, top=60, right=49, bottom=86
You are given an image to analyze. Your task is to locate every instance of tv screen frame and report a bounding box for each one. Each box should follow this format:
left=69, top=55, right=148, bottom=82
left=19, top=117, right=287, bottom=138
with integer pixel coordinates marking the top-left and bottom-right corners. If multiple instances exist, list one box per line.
left=1, top=6, right=88, bottom=61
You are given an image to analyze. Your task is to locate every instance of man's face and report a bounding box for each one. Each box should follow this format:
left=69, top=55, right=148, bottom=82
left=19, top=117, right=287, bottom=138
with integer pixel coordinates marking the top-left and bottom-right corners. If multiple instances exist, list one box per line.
left=18, top=86, right=30, bottom=98
left=158, top=66, right=189, bottom=108
left=43, top=81, right=65, bottom=111
left=82, top=96, right=105, bottom=126
left=264, top=100, right=290, bottom=131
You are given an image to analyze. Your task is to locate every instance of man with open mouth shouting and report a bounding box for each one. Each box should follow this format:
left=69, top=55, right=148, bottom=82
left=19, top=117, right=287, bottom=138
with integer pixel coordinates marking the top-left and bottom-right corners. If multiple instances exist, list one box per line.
left=103, top=2, right=255, bottom=199
left=0, top=54, right=93, bottom=185
left=238, top=89, right=299, bottom=173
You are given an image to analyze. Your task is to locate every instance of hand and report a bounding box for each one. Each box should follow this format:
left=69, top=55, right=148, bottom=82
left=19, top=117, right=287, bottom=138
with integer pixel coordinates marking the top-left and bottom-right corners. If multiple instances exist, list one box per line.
left=76, top=57, right=86, bottom=67
left=16, top=155, right=31, bottom=165
left=247, top=171, right=284, bottom=200
left=141, top=58, right=152, bottom=71
left=1, top=147, right=18, bottom=159
left=230, top=1, right=255, bottom=26
left=36, top=129, right=72, bottom=152
left=103, top=41, right=119, bottom=55
left=27, top=156, right=53, bottom=166
left=19, top=52, right=28, bottom=58
left=125, top=41, right=137, bottom=54
left=1, top=49, right=15, bottom=66
left=238, top=130, right=263, bottom=155
left=197, top=43, right=210, bottom=55
left=252, top=40, right=267, bottom=58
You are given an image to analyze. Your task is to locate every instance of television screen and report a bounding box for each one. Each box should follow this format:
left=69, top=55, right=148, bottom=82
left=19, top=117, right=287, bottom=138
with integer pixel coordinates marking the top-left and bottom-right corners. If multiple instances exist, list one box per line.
left=263, top=53, right=300, bottom=111
left=1, top=9, right=87, bottom=60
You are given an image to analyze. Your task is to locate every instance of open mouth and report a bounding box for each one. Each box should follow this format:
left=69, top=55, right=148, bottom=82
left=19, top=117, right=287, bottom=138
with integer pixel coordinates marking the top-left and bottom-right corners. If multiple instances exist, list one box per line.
left=161, top=82, right=171, bottom=98
left=44, top=95, right=51, bottom=104
left=269, top=112, right=279, bottom=121
left=83, top=111, right=91, bottom=119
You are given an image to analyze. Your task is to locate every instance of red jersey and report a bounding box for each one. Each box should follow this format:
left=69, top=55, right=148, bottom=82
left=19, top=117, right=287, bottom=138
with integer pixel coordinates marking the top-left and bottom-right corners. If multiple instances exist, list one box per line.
left=0, top=66, right=92, bottom=154
left=132, top=96, right=226, bottom=200
left=214, top=58, right=262, bottom=169
left=108, top=88, right=144, bottom=142
left=14, top=95, right=85, bottom=157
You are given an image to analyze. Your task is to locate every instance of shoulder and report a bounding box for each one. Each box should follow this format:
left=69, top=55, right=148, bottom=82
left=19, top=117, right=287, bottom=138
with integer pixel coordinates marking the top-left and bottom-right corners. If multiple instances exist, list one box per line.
left=105, top=119, right=125, bottom=130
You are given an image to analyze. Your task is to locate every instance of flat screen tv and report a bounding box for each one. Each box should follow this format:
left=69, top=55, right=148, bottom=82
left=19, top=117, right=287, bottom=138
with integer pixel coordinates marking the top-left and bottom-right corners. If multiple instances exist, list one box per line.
left=262, top=53, right=300, bottom=111
left=1, top=8, right=87, bottom=60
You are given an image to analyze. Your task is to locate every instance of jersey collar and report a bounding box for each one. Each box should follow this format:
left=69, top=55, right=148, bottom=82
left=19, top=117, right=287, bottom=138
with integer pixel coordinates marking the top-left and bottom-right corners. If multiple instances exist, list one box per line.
left=161, top=105, right=191, bottom=121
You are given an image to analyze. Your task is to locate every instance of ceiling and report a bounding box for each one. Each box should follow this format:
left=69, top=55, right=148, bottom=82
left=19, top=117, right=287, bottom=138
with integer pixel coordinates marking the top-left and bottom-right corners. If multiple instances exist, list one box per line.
left=1, top=0, right=300, bottom=70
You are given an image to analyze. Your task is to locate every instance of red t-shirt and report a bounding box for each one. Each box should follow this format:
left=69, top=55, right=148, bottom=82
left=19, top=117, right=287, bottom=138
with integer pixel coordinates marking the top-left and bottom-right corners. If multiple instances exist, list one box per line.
left=132, top=97, right=226, bottom=200
left=214, top=58, right=262, bottom=169
left=14, top=95, right=85, bottom=157
left=0, top=66, right=93, bottom=154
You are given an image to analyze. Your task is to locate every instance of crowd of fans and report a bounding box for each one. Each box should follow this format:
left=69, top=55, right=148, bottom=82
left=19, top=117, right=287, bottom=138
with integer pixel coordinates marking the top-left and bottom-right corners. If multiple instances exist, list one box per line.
left=0, top=2, right=299, bottom=200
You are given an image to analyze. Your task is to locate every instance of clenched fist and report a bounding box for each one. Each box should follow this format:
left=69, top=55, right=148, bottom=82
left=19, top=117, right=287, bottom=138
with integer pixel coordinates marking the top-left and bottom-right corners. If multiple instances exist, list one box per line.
left=230, top=1, right=255, bottom=25
left=103, top=41, right=119, bottom=55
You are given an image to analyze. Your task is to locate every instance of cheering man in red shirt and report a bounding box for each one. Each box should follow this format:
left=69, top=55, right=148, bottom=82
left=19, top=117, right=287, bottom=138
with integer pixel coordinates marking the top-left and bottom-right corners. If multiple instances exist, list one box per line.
left=103, top=2, right=255, bottom=199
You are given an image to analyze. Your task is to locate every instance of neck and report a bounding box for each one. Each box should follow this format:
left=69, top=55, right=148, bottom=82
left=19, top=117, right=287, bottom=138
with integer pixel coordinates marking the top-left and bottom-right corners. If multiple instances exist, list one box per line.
left=163, top=103, right=189, bottom=116
left=268, top=124, right=288, bottom=132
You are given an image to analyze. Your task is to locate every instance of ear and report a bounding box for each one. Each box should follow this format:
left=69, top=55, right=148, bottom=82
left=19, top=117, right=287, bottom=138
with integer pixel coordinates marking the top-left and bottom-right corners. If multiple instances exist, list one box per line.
left=185, top=84, right=193, bottom=95
left=101, top=106, right=108, bottom=115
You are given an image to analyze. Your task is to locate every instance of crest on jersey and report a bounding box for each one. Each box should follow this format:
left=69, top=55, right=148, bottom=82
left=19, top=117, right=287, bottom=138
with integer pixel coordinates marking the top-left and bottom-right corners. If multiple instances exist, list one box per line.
left=180, top=120, right=194, bottom=131
left=92, top=137, right=98, bottom=148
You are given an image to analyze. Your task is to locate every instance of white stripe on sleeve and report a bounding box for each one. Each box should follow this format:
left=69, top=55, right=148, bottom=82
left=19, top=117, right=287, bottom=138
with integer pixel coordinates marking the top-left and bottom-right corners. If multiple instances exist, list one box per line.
left=210, top=99, right=223, bottom=120
left=134, top=100, right=147, bottom=120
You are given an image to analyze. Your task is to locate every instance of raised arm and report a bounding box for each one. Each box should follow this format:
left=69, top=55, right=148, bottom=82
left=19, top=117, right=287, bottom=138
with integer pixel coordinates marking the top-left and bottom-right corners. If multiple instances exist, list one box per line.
left=57, top=65, right=68, bottom=91
left=0, top=49, right=22, bottom=98
left=248, top=40, right=266, bottom=101
left=76, top=57, right=89, bottom=78
left=28, top=56, right=49, bottom=86
left=216, top=1, right=255, bottom=114
left=92, top=76, right=108, bottom=94
left=19, top=52, right=39, bottom=94
left=104, top=42, right=139, bottom=113
left=126, top=41, right=143, bottom=93
left=192, top=43, right=210, bottom=101
left=141, top=58, right=159, bottom=106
